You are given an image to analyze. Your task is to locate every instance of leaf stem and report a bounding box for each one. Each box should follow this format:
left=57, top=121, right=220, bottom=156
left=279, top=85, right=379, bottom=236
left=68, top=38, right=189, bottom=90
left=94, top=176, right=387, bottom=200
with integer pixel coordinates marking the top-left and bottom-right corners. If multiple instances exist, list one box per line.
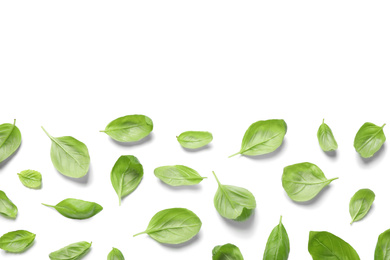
left=279, top=215, right=283, bottom=224
left=13, top=119, right=16, bottom=125
left=133, top=231, right=147, bottom=237
left=228, top=152, right=241, bottom=158
left=322, top=118, right=325, bottom=124
left=381, top=123, right=386, bottom=129
left=212, top=171, right=222, bottom=187
left=41, top=203, right=55, bottom=208
left=99, top=130, right=106, bottom=133
left=41, top=126, right=52, bottom=139
left=329, top=177, right=339, bottom=182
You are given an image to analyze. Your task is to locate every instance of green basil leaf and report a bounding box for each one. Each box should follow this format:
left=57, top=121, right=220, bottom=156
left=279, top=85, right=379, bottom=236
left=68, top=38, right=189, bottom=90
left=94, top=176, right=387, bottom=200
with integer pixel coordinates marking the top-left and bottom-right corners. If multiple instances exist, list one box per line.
left=17, top=169, right=42, bottom=189
left=0, top=119, right=21, bottom=163
left=229, top=119, right=287, bottom=157
left=108, top=247, right=125, bottom=260
left=349, top=188, right=375, bottom=224
left=263, top=216, right=290, bottom=260
left=212, top=171, right=256, bottom=221
left=0, top=190, right=18, bottom=219
left=133, top=208, right=202, bottom=244
left=0, top=230, right=35, bottom=253
left=49, top=241, right=91, bottom=260
left=282, top=162, right=338, bottom=202
left=308, top=231, right=360, bottom=260
left=176, top=131, right=213, bottom=149
left=100, top=115, right=153, bottom=142
left=111, top=155, right=143, bottom=205
left=354, top=122, right=386, bottom=158
left=375, top=228, right=390, bottom=260
left=317, top=119, right=338, bottom=152
left=42, top=198, right=103, bottom=220
left=42, top=127, right=90, bottom=178
left=154, top=165, right=206, bottom=186
left=212, top=243, right=244, bottom=260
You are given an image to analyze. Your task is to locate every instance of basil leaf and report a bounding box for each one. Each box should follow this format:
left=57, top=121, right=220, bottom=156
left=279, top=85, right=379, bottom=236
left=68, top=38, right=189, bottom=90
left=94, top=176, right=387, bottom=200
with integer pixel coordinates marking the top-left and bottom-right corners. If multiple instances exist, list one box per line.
left=349, top=188, right=375, bottom=224
left=0, top=190, right=18, bottom=219
left=212, top=171, right=256, bottom=221
left=0, top=119, right=21, bottom=163
left=308, top=231, right=360, bottom=260
left=154, top=165, right=206, bottom=186
left=317, top=119, right=338, bottom=152
left=212, top=243, right=244, bottom=260
left=354, top=122, right=386, bottom=158
left=42, top=198, right=103, bottom=220
left=111, top=155, right=143, bottom=205
left=282, top=162, right=338, bottom=202
left=49, top=241, right=91, bottom=260
left=0, top=230, right=35, bottom=253
left=263, top=216, right=290, bottom=260
left=133, top=208, right=202, bottom=244
left=375, top=228, right=390, bottom=260
left=176, top=131, right=213, bottom=149
left=17, top=169, right=42, bottom=189
left=108, top=247, right=125, bottom=260
left=100, top=115, right=153, bottom=142
left=229, top=119, right=287, bottom=157
left=42, top=127, right=90, bottom=178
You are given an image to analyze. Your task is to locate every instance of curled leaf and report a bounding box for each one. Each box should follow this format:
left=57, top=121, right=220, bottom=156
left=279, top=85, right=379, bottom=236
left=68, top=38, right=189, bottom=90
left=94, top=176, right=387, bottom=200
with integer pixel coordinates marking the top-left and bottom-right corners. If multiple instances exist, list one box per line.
left=176, top=131, right=213, bottom=149
left=0, top=119, right=21, bottom=163
left=212, top=243, right=244, bottom=260
left=17, top=169, right=42, bottom=189
left=0, top=230, right=35, bottom=253
left=354, top=122, right=386, bottom=158
left=263, top=216, right=290, bottom=260
left=49, top=241, right=91, bottom=260
left=317, top=119, right=338, bottom=152
left=42, top=198, right=103, bottom=220
left=154, top=165, right=206, bottom=186
left=0, top=190, right=18, bottom=219
left=349, top=188, right=375, bottom=224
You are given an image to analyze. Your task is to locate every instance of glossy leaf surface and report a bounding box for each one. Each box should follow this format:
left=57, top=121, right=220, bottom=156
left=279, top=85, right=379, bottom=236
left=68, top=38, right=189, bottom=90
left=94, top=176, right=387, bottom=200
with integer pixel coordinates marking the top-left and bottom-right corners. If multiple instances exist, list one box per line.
left=212, top=243, right=244, bottom=260
left=354, top=122, right=386, bottom=158
left=17, top=169, right=42, bottom=189
left=375, top=229, right=390, bottom=260
left=317, top=119, right=338, bottom=152
left=349, top=188, right=375, bottom=224
left=42, top=198, right=103, bottom=219
left=0, top=119, right=21, bottom=163
left=111, top=155, right=143, bottom=205
left=42, top=127, right=90, bottom=178
left=177, top=131, right=213, bottom=149
left=263, top=216, right=290, bottom=260
left=0, top=190, right=18, bottom=219
left=0, top=230, right=35, bottom=253
left=134, top=208, right=202, bottom=244
left=49, top=241, right=91, bottom=260
left=154, top=165, right=206, bottom=186
left=108, top=247, right=125, bottom=260
left=282, top=162, right=338, bottom=202
left=101, top=115, right=153, bottom=142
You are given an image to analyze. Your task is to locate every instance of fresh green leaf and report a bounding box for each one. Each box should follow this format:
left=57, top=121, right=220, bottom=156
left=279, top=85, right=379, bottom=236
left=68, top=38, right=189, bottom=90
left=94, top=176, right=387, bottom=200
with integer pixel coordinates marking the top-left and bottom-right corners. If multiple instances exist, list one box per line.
left=108, top=247, right=125, bottom=260
left=42, top=127, right=90, bottom=178
left=42, top=198, right=103, bottom=220
left=263, top=216, right=290, bottom=260
left=229, top=119, right=287, bottom=157
left=0, top=190, right=18, bottom=219
left=349, top=188, right=375, bottom=224
left=317, top=119, right=338, bottom=152
left=375, top=228, right=390, bottom=260
left=176, top=131, right=213, bottom=149
left=354, top=122, right=386, bottom=158
left=17, top=169, right=42, bottom=189
left=282, top=162, right=338, bottom=202
left=0, top=230, right=35, bottom=253
left=0, top=119, right=21, bottom=163
left=133, top=208, right=202, bottom=244
left=100, top=115, right=153, bottom=142
left=212, top=171, right=256, bottom=221
left=308, top=231, right=360, bottom=260
left=154, top=165, right=206, bottom=186
left=49, top=241, right=91, bottom=260
left=212, top=243, right=244, bottom=260
left=111, top=155, right=143, bottom=205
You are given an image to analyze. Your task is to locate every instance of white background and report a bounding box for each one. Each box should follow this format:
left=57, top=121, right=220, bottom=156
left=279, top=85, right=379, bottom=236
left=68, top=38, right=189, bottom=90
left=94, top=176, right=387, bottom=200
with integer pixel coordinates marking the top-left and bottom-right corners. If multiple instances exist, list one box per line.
left=1, top=1, right=390, bottom=259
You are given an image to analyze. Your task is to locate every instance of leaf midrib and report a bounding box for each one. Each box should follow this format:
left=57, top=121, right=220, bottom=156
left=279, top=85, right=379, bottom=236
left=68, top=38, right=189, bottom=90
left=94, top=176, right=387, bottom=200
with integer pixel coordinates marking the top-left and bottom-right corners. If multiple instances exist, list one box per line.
left=48, top=135, right=85, bottom=170
left=0, top=122, right=16, bottom=149
left=146, top=223, right=200, bottom=234
left=241, top=132, right=282, bottom=154
left=314, top=237, right=341, bottom=260
left=356, top=126, right=384, bottom=152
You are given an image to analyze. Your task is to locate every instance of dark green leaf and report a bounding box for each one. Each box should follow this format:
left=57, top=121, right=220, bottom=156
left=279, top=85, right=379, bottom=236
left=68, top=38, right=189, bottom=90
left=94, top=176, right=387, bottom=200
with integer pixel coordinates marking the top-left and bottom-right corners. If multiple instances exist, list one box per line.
left=101, top=115, right=153, bottom=142
left=17, top=169, right=42, bottom=189
left=213, top=171, right=256, bottom=221
left=0, top=230, right=35, bottom=253
left=0, top=119, right=21, bottom=163
left=108, top=247, right=125, bottom=260
left=42, top=198, right=103, bottom=220
left=308, top=231, right=360, bottom=260
left=111, top=155, right=143, bottom=205
left=42, top=127, right=90, bottom=178
left=154, top=165, right=206, bottom=186
left=230, top=119, right=287, bottom=157
left=375, top=228, right=390, bottom=260
left=133, top=208, right=202, bottom=244
left=263, top=216, right=290, bottom=260
left=49, top=241, right=91, bottom=260
left=176, top=131, right=213, bottom=149
left=0, top=190, right=17, bottom=219
left=212, top=243, right=244, bottom=260
left=282, top=162, right=338, bottom=202
left=354, top=122, right=386, bottom=158
left=349, top=188, right=375, bottom=224
left=317, top=119, right=338, bottom=152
